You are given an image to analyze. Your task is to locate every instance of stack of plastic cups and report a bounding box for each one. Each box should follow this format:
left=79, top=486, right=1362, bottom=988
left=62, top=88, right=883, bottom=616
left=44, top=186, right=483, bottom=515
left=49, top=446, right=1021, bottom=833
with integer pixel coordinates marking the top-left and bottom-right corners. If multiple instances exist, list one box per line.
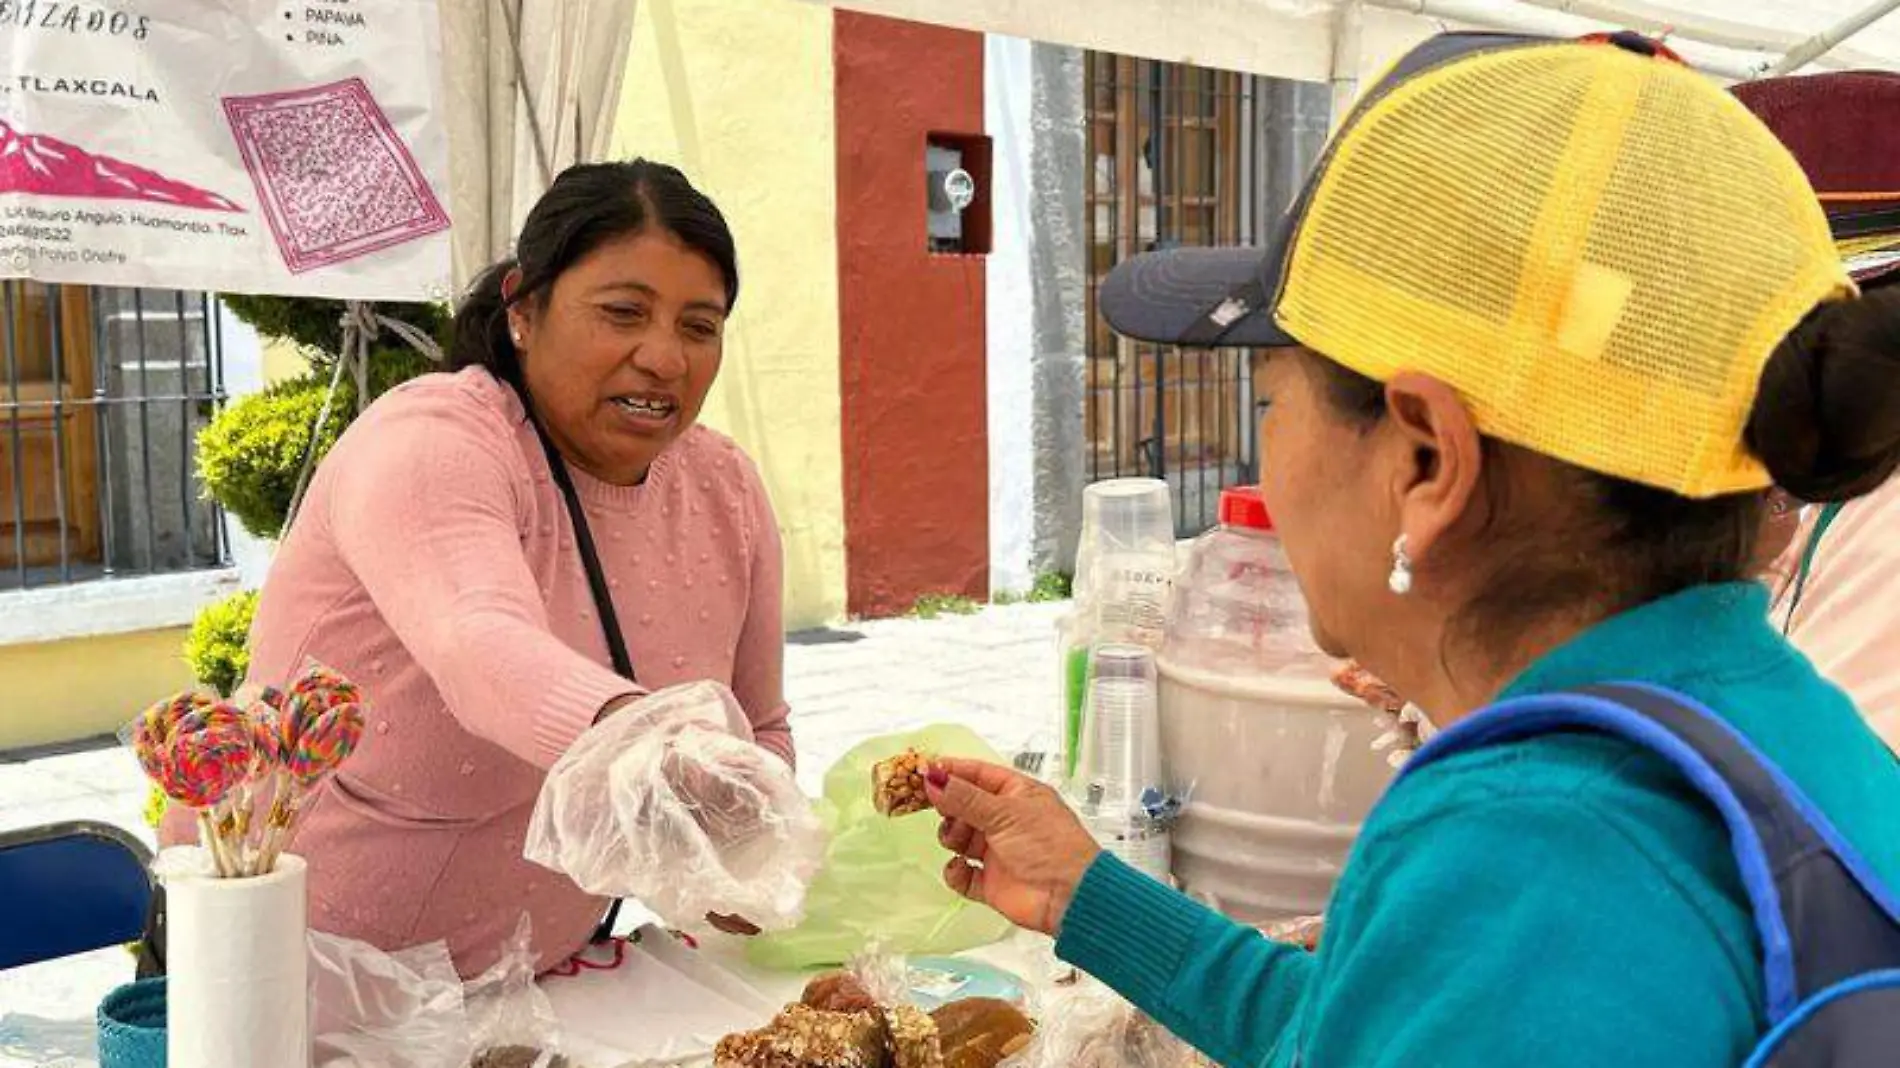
left=1072, top=644, right=1172, bottom=884
left=1060, top=479, right=1176, bottom=782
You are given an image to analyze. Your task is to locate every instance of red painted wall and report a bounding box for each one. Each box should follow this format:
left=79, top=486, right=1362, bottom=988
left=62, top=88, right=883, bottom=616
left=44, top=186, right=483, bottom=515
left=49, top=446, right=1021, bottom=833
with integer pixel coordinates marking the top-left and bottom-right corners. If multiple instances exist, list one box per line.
left=834, top=11, right=989, bottom=618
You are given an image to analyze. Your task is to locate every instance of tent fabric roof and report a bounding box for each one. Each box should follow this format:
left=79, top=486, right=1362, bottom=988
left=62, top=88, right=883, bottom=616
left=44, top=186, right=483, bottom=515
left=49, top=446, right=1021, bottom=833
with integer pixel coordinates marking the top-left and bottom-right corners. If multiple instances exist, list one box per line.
left=791, top=0, right=1900, bottom=84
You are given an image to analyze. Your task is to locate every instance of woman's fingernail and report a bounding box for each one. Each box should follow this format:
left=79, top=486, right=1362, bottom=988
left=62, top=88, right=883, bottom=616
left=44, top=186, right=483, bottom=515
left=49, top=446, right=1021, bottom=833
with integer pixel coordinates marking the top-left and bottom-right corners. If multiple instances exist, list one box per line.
left=926, top=766, right=949, bottom=789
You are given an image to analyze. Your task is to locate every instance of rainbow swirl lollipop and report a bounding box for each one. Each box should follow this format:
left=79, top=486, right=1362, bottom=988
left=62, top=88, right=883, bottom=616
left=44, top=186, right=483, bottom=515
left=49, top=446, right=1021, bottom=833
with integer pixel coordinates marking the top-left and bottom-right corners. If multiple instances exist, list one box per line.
left=288, top=664, right=361, bottom=712
left=160, top=716, right=253, bottom=809
left=286, top=703, right=366, bottom=787
left=242, top=702, right=282, bottom=781
left=130, top=692, right=215, bottom=783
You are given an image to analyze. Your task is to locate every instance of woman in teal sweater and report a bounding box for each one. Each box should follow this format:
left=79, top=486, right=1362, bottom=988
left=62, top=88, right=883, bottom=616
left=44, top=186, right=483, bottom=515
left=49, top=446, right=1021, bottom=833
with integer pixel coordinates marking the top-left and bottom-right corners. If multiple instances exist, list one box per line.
left=923, top=32, right=1900, bottom=1067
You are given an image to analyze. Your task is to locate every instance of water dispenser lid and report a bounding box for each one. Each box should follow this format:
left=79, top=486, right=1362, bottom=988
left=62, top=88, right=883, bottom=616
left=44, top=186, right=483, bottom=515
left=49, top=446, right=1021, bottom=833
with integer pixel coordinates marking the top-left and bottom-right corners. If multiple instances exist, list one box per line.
left=1218, top=486, right=1272, bottom=530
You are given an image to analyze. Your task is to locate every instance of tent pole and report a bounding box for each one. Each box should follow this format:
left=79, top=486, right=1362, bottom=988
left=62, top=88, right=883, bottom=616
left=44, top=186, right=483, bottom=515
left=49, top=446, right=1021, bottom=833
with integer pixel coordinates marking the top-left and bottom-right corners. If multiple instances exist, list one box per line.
left=1360, top=0, right=1760, bottom=79
left=1330, top=1, right=1364, bottom=124
left=1766, top=0, right=1900, bottom=74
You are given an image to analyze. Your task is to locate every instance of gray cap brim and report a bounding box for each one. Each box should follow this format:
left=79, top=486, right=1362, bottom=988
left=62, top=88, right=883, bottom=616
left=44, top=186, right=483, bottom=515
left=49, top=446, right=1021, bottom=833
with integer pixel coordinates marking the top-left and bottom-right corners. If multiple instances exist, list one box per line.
left=1097, top=245, right=1298, bottom=348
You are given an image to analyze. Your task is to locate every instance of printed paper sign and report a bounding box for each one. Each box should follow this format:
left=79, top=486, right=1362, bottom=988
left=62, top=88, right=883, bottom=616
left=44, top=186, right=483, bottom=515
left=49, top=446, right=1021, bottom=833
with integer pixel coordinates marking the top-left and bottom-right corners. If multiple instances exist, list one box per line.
left=0, top=1, right=450, bottom=301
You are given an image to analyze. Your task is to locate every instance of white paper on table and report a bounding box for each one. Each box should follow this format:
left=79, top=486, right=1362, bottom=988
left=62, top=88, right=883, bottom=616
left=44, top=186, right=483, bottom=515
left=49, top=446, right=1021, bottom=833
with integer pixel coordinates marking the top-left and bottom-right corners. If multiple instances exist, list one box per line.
left=540, top=926, right=780, bottom=1067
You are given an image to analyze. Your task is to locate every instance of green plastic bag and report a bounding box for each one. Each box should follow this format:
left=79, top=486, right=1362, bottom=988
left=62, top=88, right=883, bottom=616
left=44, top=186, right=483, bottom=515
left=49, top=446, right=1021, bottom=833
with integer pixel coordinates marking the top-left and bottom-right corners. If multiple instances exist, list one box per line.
left=746, top=724, right=1014, bottom=970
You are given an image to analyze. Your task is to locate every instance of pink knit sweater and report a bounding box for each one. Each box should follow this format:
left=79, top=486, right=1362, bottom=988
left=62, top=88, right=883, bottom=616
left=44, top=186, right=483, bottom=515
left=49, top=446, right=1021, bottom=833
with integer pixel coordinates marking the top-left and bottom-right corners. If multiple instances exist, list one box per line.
left=165, top=368, right=792, bottom=976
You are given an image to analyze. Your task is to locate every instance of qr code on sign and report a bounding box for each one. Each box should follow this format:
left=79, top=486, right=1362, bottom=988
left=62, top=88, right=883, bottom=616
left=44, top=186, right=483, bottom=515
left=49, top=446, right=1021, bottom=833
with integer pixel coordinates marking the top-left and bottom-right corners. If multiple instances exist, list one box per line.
left=222, top=78, right=449, bottom=274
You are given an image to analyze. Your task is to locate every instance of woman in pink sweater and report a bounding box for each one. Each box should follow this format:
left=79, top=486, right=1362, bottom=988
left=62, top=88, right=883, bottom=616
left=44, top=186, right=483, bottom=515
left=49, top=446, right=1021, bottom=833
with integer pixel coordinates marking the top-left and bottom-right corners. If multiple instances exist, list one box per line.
left=163, top=160, right=792, bottom=976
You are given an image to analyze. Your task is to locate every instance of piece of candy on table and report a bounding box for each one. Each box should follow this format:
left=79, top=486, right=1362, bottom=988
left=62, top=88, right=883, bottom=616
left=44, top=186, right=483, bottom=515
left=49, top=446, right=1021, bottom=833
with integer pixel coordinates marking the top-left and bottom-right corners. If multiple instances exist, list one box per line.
left=714, top=1004, right=888, bottom=1068
left=802, top=971, right=880, bottom=1014
left=931, top=998, right=1034, bottom=1068
left=885, top=1003, right=946, bottom=1068
left=872, top=749, right=932, bottom=817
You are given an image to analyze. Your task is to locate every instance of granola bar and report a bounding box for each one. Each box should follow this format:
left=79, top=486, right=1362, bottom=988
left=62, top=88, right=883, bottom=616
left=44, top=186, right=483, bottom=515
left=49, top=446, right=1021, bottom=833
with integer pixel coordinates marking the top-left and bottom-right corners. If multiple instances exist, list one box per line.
left=884, top=1003, right=945, bottom=1068
left=872, top=749, right=931, bottom=817
left=714, top=1004, right=888, bottom=1068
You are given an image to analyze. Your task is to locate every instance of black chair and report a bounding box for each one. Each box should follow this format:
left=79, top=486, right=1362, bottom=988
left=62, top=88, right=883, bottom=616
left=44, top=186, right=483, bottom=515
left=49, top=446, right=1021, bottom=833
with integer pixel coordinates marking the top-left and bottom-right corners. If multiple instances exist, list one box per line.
left=0, top=820, right=154, bottom=970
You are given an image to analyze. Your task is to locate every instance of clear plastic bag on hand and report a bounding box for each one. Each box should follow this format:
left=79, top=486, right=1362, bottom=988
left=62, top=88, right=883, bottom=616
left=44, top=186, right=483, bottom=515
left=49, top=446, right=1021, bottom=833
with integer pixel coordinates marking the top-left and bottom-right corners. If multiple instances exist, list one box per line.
left=1003, top=979, right=1222, bottom=1068
left=524, top=680, right=826, bottom=930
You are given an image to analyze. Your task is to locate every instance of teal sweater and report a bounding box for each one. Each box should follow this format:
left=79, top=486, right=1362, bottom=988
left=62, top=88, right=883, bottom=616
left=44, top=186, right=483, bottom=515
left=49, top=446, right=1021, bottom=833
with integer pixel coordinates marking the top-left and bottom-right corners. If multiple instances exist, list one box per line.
left=1056, top=583, right=1900, bottom=1067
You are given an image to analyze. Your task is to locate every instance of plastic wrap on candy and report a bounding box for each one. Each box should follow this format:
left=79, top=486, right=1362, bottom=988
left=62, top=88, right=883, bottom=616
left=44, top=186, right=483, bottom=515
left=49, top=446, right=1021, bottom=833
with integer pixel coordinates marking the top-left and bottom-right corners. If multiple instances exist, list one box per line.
left=309, top=917, right=565, bottom=1068
left=1001, top=980, right=1222, bottom=1068
left=309, top=930, right=469, bottom=1068
left=524, top=681, right=826, bottom=931
left=463, top=917, right=565, bottom=1068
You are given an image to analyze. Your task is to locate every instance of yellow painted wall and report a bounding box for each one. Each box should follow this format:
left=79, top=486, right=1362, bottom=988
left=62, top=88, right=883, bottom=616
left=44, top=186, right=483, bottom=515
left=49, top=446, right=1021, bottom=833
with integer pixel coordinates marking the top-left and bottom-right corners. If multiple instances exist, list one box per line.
left=612, top=0, right=847, bottom=630
left=0, top=627, right=193, bottom=750
left=261, top=337, right=305, bottom=385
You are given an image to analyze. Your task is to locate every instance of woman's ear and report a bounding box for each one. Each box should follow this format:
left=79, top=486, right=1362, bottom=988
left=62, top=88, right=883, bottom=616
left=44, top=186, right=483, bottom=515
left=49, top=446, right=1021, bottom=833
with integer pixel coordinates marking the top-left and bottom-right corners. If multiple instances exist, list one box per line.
left=1383, top=373, right=1485, bottom=565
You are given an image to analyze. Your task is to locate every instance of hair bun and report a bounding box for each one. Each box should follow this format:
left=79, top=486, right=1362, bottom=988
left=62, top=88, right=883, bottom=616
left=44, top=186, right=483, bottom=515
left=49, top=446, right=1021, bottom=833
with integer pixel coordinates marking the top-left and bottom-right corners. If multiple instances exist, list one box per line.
left=1747, top=286, right=1900, bottom=504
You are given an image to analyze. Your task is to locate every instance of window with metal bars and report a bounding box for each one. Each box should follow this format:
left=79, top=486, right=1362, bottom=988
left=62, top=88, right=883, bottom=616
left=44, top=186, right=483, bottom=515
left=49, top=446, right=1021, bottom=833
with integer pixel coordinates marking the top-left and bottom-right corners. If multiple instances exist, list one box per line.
left=0, top=282, right=228, bottom=591
left=1084, top=53, right=1329, bottom=535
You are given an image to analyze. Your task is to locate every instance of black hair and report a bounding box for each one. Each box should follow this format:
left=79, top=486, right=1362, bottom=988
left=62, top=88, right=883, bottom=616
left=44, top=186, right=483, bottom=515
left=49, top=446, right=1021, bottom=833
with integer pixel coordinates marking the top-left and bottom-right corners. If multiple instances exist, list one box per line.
left=449, top=159, right=739, bottom=395
left=1311, top=282, right=1900, bottom=657
left=1747, top=285, right=1900, bottom=503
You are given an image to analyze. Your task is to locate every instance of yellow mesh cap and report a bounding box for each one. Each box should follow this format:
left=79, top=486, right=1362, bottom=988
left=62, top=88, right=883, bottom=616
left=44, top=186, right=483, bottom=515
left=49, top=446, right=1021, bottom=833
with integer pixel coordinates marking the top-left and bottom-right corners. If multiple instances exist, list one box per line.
left=1274, top=37, right=1854, bottom=498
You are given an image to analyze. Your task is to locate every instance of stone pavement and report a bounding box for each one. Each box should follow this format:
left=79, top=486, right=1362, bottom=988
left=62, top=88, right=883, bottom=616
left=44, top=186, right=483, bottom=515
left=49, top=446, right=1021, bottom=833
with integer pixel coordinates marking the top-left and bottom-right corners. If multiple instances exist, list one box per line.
left=0, top=601, right=1066, bottom=1026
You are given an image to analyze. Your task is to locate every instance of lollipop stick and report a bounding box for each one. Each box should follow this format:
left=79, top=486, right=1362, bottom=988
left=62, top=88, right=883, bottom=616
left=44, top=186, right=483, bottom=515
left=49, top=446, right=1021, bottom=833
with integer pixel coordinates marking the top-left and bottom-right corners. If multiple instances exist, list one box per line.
left=196, top=811, right=233, bottom=878
left=255, top=780, right=302, bottom=876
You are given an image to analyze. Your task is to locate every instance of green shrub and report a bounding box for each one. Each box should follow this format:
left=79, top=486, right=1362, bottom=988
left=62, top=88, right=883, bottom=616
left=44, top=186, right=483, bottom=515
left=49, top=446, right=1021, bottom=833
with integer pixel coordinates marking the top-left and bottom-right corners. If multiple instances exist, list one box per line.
left=1027, top=571, right=1073, bottom=603
left=184, top=589, right=258, bottom=697
left=222, top=295, right=451, bottom=359
left=910, top=592, right=982, bottom=620
left=143, top=783, right=169, bottom=830
left=197, top=373, right=350, bottom=540
left=197, top=346, right=436, bottom=539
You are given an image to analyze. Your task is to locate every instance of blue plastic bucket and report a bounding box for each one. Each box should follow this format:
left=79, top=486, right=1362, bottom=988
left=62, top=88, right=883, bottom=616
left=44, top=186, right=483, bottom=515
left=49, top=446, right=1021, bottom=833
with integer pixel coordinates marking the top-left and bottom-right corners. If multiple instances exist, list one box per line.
left=96, top=977, right=165, bottom=1068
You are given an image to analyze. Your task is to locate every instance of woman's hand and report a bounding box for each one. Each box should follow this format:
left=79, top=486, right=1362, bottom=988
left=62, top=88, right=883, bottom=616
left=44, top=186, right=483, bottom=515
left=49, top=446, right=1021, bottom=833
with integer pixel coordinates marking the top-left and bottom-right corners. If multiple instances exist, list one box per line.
left=924, top=758, right=1102, bottom=937
left=662, top=742, right=770, bottom=847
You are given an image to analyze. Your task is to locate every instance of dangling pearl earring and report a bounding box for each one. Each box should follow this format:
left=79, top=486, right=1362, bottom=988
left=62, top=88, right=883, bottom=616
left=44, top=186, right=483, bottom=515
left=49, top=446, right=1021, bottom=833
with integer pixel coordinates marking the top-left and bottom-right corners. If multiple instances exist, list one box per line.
left=1388, top=534, right=1414, bottom=596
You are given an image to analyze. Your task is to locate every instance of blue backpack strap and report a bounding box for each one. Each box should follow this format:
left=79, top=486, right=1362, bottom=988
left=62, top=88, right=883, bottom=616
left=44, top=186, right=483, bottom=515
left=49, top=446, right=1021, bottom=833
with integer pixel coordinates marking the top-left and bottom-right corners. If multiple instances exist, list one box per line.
left=1400, top=683, right=1900, bottom=1025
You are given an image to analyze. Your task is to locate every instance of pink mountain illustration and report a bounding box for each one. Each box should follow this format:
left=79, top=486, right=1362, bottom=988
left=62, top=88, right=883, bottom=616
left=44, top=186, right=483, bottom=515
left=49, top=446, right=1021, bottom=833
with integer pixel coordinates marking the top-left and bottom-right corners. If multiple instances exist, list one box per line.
left=0, top=120, right=242, bottom=212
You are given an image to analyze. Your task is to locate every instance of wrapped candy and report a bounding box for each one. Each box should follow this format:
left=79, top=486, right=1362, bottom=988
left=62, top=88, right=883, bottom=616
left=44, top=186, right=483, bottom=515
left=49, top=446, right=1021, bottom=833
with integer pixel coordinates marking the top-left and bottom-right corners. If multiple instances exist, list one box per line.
left=160, top=704, right=255, bottom=877
left=258, top=702, right=366, bottom=872
left=127, top=660, right=370, bottom=878
left=999, top=980, right=1219, bottom=1068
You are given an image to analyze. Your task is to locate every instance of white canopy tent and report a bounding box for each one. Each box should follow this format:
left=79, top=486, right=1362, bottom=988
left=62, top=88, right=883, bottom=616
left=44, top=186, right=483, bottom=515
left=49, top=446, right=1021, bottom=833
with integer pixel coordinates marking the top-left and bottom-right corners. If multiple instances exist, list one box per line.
left=437, top=0, right=642, bottom=292
left=790, top=0, right=1900, bottom=112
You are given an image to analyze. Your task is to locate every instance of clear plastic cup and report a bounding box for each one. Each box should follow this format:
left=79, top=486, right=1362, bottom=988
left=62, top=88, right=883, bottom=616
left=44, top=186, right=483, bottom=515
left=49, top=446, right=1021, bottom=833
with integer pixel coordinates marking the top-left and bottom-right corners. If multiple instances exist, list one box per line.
left=1073, top=644, right=1165, bottom=817
left=1073, top=479, right=1175, bottom=599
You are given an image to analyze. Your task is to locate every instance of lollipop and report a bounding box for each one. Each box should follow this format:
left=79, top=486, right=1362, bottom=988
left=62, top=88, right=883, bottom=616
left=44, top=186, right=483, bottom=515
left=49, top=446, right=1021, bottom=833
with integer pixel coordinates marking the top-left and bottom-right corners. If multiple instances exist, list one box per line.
left=258, top=702, right=366, bottom=873
left=226, top=700, right=286, bottom=874
left=287, top=704, right=366, bottom=785
left=288, top=663, right=361, bottom=714
left=162, top=712, right=254, bottom=877
left=241, top=701, right=282, bottom=779
left=129, top=692, right=214, bottom=783
left=160, top=721, right=251, bottom=807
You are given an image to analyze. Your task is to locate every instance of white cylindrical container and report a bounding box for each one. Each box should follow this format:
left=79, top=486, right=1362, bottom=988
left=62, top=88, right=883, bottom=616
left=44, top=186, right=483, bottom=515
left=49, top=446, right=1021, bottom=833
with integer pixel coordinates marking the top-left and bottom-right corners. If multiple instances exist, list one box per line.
left=1158, top=660, right=1396, bottom=923
left=166, top=851, right=309, bottom=1068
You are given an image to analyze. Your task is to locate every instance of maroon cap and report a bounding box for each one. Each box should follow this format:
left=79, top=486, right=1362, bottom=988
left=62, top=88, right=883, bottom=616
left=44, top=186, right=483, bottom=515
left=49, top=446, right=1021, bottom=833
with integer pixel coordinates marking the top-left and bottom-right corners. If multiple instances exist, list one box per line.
left=1734, top=72, right=1900, bottom=207
left=1733, top=72, right=1900, bottom=285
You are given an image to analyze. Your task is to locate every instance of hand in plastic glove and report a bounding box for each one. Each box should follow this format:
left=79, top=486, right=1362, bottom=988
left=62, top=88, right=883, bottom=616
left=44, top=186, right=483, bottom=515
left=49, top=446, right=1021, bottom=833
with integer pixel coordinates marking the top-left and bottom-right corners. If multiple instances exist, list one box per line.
left=660, top=741, right=772, bottom=848
left=924, top=758, right=1102, bottom=937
